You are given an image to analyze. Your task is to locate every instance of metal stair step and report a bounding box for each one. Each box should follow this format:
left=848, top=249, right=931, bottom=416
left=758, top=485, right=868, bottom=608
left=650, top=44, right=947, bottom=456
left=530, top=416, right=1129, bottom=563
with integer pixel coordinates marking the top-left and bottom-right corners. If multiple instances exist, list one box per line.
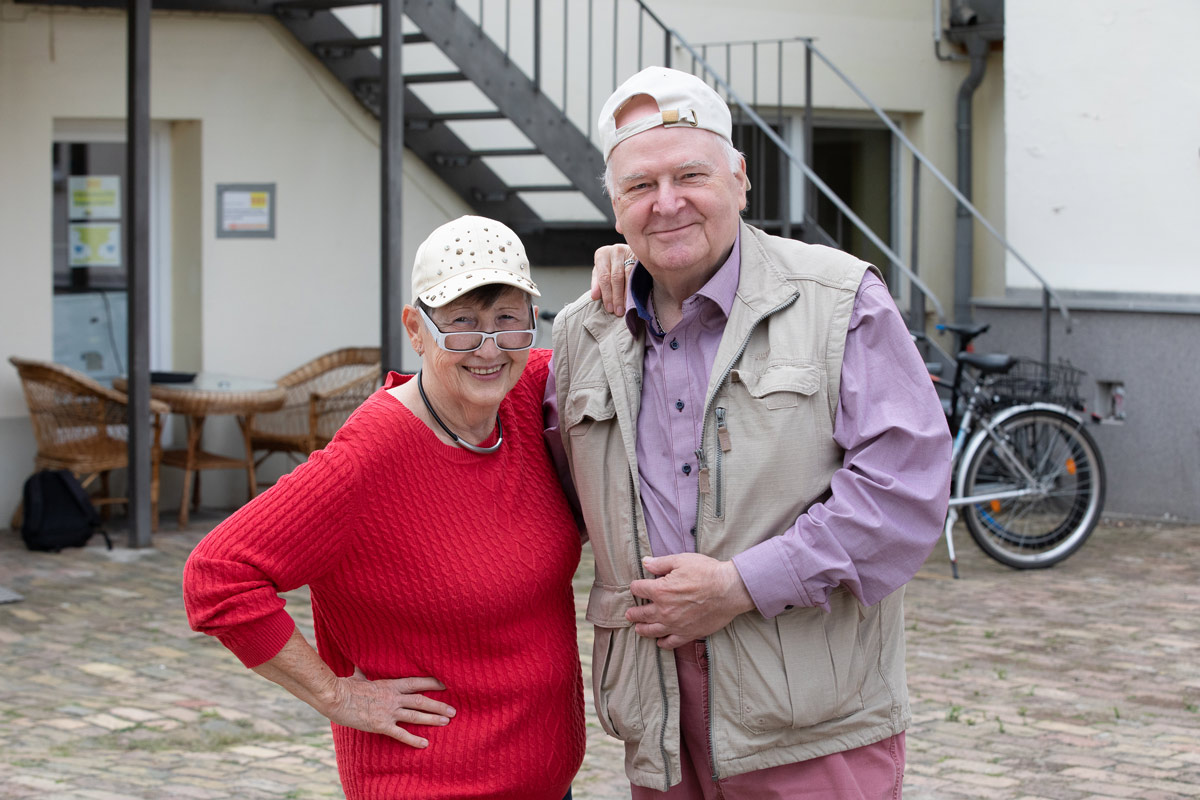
left=275, top=0, right=382, bottom=12
left=357, top=71, right=470, bottom=85
left=313, top=33, right=428, bottom=57
left=508, top=185, right=582, bottom=193
left=464, top=148, right=543, bottom=158
left=433, top=148, right=543, bottom=167
left=406, top=110, right=508, bottom=125
left=399, top=71, right=469, bottom=84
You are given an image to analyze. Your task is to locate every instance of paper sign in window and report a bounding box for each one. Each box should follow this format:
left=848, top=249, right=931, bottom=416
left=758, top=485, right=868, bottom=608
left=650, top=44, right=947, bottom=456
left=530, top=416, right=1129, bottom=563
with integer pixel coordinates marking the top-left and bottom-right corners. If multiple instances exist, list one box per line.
left=68, top=222, right=122, bottom=268
left=68, top=175, right=121, bottom=220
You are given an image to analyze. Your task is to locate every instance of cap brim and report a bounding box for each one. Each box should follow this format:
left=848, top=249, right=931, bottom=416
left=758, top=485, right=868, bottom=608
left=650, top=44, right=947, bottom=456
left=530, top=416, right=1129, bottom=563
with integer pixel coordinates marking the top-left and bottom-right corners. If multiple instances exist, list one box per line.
left=418, top=269, right=541, bottom=308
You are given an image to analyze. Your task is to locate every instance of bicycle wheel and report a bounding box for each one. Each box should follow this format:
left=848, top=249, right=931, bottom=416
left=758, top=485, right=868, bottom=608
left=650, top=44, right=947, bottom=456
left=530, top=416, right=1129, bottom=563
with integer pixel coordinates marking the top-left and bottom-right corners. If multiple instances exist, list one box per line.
left=962, top=408, right=1105, bottom=569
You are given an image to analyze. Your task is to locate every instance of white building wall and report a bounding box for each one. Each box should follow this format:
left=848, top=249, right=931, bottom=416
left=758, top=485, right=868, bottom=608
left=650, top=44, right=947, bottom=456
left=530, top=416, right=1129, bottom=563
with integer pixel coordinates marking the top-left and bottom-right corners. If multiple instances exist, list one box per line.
left=0, top=4, right=474, bottom=511
left=0, top=6, right=475, bottom=410
left=1005, top=0, right=1200, bottom=294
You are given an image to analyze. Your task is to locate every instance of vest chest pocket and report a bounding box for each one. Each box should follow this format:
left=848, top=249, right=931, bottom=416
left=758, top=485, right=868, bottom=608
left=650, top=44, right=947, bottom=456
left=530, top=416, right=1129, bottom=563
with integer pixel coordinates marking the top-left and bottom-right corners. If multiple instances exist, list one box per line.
left=733, top=363, right=823, bottom=410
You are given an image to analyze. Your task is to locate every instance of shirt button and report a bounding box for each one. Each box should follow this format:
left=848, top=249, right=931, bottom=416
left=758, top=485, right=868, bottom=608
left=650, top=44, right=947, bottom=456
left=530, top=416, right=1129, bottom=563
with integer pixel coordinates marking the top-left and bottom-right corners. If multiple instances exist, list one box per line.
left=675, top=400, right=684, bottom=411
left=682, top=464, right=691, bottom=476
left=670, top=338, right=679, bottom=350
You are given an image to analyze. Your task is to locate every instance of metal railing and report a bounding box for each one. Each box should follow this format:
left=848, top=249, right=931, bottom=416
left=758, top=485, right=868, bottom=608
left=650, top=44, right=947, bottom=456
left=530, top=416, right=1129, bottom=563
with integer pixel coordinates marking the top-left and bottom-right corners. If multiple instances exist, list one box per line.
left=681, top=34, right=1073, bottom=360
left=451, top=1, right=1069, bottom=356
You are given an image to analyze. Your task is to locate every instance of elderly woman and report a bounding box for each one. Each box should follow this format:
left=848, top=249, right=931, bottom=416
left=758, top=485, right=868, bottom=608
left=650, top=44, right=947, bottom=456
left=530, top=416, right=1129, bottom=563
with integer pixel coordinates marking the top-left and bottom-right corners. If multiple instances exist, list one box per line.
left=183, top=216, right=584, bottom=800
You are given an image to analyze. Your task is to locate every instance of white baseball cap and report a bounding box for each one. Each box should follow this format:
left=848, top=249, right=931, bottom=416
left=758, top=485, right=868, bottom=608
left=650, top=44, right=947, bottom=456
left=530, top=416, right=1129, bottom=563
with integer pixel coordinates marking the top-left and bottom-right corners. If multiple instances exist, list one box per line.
left=411, top=216, right=540, bottom=308
left=597, top=66, right=733, bottom=163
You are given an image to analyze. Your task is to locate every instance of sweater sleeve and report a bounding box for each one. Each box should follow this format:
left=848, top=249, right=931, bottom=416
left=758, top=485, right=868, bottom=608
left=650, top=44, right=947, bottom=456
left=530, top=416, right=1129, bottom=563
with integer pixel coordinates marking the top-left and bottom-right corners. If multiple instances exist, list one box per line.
left=182, top=434, right=363, bottom=668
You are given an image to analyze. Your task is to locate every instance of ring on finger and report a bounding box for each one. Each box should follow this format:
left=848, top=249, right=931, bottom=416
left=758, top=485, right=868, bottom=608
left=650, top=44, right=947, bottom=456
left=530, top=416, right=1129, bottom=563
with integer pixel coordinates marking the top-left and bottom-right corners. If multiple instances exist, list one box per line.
left=623, top=256, right=637, bottom=267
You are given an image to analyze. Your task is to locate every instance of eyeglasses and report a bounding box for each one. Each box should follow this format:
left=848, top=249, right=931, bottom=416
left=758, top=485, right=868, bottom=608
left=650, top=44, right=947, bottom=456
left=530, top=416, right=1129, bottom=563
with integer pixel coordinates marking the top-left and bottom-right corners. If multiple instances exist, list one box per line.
left=417, top=306, right=537, bottom=353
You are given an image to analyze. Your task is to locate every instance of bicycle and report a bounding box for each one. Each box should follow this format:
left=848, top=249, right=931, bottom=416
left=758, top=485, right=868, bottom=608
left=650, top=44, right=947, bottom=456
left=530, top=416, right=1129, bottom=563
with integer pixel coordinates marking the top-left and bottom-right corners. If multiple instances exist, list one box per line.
left=923, top=323, right=1107, bottom=577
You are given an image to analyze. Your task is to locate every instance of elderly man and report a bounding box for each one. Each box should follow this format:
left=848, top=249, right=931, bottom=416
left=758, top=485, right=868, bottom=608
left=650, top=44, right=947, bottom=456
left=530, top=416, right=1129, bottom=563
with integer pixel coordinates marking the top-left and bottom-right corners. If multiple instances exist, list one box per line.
left=546, top=67, right=951, bottom=798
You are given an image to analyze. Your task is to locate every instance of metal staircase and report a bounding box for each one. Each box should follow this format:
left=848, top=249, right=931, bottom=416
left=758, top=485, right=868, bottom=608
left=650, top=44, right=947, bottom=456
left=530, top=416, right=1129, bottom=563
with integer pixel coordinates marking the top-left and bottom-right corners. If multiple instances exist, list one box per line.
left=19, top=0, right=915, bottom=266
left=22, top=0, right=1070, bottom=358
left=263, top=0, right=952, bottom=315
left=267, top=0, right=840, bottom=264
left=273, top=0, right=620, bottom=265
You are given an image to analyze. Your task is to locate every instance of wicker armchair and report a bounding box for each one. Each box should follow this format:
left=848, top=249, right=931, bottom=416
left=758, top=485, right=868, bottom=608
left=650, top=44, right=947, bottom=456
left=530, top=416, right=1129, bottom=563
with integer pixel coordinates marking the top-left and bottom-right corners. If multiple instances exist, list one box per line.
left=248, top=347, right=381, bottom=480
left=9, top=356, right=169, bottom=531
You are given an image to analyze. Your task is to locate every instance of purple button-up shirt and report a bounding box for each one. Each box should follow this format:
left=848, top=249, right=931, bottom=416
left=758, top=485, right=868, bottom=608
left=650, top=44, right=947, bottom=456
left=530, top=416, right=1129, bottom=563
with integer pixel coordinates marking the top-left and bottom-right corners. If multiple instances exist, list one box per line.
left=545, top=236, right=950, bottom=617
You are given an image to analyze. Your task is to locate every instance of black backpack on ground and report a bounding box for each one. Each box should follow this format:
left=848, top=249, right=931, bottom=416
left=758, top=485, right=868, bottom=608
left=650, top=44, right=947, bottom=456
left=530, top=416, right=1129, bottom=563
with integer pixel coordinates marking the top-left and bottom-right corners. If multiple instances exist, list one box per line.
left=20, top=470, right=112, bottom=552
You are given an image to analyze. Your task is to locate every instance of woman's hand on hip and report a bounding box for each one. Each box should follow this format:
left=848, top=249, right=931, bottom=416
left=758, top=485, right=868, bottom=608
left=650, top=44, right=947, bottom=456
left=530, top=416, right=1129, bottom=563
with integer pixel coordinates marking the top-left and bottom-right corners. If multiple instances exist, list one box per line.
left=326, top=667, right=456, bottom=748
left=252, top=629, right=454, bottom=748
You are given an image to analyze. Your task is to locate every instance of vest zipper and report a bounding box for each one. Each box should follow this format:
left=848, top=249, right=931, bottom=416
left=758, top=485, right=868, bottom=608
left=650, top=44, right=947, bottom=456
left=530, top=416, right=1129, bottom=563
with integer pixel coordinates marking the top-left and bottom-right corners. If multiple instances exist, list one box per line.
left=631, top=465, right=672, bottom=792
left=714, top=407, right=728, bottom=519
left=694, top=291, right=800, bottom=781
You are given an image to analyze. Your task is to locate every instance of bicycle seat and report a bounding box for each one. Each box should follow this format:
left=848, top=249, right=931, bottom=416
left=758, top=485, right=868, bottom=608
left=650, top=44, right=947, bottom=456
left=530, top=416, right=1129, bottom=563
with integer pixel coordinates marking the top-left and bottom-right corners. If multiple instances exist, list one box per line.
left=937, top=322, right=990, bottom=338
left=958, top=352, right=1016, bottom=375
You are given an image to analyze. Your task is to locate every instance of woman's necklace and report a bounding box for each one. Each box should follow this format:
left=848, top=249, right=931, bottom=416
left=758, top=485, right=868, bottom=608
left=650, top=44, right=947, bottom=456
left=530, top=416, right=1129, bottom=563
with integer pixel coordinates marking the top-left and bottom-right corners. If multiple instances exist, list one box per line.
left=416, top=370, right=503, bottom=455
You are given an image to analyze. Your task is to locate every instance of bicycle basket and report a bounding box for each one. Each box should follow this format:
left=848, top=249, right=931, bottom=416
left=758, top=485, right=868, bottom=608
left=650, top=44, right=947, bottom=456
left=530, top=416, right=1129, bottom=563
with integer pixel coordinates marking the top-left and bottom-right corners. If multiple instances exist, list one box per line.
left=988, top=358, right=1085, bottom=406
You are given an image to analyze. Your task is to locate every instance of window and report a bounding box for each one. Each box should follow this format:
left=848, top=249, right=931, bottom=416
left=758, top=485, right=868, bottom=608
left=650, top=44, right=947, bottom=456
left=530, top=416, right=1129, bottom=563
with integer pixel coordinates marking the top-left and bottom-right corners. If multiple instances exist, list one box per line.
left=51, top=122, right=173, bottom=385
left=52, top=140, right=129, bottom=384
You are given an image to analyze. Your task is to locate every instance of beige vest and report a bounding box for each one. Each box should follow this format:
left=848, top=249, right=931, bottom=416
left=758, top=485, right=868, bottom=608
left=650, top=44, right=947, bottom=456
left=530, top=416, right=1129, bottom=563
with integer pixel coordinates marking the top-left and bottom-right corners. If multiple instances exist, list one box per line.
left=552, top=223, right=909, bottom=790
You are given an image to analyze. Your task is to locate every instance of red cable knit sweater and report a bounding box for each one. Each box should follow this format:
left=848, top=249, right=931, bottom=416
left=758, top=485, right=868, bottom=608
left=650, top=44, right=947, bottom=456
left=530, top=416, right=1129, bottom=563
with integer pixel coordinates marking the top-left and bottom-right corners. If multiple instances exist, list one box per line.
left=183, top=351, right=584, bottom=799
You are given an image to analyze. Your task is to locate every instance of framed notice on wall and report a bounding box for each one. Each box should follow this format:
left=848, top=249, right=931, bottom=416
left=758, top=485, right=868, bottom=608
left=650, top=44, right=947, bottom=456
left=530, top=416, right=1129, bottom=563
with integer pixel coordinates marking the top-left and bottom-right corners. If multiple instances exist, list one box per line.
left=216, top=183, right=275, bottom=239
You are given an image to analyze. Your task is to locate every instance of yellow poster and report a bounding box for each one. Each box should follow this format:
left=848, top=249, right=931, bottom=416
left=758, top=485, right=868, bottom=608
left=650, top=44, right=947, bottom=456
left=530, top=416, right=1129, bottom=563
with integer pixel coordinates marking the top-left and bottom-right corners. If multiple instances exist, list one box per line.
left=68, top=222, right=122, bottom=267
left=68, top=175, right=122, bottom=220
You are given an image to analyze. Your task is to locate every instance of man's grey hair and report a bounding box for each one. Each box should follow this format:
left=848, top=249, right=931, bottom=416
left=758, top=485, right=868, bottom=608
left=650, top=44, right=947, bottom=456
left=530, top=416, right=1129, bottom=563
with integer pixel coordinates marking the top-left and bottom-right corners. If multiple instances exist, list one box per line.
left=601, top=136, right=745, bottom=198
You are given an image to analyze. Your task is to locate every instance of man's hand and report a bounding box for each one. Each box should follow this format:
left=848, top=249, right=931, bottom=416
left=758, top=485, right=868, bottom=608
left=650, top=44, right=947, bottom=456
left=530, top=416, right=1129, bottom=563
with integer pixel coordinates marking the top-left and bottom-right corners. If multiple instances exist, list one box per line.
left=626, top=553, right=757, bottom=649
left=590, top=244, right=636, bottom=315
left=323, top=668, right=455, bottom=748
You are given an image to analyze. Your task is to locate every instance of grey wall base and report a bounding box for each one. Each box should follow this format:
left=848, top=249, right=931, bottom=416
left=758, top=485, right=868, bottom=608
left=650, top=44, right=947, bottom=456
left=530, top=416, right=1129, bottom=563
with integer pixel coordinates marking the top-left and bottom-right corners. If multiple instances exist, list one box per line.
left=967, top=297, right=1200, bottom=522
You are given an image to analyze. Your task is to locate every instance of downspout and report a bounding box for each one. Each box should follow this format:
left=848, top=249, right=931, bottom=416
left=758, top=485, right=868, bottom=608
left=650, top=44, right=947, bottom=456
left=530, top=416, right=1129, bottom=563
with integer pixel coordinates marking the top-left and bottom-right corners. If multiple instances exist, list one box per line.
left=954, top=34, right=990, bottom=324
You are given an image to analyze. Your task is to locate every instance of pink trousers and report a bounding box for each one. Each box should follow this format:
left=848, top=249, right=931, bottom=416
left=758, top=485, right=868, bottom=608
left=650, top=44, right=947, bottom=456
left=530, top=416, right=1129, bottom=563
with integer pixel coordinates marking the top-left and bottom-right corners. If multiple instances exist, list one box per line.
left=630, top=641, right=905, bottom=800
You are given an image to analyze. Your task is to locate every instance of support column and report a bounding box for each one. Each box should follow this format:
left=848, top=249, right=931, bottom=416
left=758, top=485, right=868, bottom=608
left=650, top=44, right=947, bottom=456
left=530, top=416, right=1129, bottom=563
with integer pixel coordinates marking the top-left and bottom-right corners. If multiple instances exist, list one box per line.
left=126, top=0, right=152, bottom=547
left=381, top=0, right=407, bottom=376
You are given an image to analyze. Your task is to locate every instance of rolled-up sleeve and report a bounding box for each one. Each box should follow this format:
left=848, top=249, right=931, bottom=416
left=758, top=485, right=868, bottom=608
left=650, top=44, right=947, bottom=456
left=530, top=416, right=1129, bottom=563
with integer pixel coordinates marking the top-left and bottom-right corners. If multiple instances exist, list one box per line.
left=732, top=274, right=951, bottom=615
left=183, top=443, right=359, bottom=667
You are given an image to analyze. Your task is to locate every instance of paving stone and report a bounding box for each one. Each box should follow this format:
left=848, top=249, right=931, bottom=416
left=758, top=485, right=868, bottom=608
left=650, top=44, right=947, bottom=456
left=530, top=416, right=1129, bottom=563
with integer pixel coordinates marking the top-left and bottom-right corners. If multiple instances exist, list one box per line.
left=80, top=713, right=138, bottom=731
left=3, top=519, right=1200, bottom=798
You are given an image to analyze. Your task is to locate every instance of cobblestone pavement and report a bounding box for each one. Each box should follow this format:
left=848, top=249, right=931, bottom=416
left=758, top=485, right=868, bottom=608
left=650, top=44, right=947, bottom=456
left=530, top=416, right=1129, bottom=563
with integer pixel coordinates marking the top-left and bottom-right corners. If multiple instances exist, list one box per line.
left=1, top=515, right=1198, bottom=799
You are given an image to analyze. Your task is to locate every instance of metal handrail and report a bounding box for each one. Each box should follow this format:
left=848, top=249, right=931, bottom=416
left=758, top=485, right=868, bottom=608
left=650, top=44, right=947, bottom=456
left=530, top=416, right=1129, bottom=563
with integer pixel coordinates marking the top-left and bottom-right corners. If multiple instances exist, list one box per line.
left=647, top=24, right=946, bottom=321
left=463, top=1, right=945, bottom=320
left=678, top=32, right=1071, bottom=359
left=677, top=44, right=947, bottom=320
left=801, top=40, right=1071, bottom=331
left=447, top=1, right=1076, bottom=339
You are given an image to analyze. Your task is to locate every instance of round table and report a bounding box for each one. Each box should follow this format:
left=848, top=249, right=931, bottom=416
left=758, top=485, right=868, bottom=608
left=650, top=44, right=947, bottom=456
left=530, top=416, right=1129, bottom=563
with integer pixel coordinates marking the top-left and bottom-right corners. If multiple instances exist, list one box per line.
left=115, top=373, right=285, bottom=529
